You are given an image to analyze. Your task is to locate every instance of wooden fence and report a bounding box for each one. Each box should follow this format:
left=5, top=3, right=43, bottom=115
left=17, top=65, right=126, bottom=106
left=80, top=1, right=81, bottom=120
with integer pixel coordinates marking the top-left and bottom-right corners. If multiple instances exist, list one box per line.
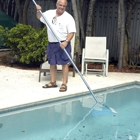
left=28, top=0, right=140, bottom=62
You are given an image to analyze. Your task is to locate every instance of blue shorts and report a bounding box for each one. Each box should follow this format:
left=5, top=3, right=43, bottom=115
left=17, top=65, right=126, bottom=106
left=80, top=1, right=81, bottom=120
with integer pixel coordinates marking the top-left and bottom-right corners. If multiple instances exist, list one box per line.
left=46, top=42, right=71, bottom=65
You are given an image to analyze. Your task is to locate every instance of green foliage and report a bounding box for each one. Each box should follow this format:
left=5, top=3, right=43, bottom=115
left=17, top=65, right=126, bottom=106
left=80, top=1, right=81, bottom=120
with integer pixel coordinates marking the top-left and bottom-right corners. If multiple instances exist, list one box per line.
left=0, top=24, right=48, bottom=64
left=0, top=26, right=9, bottom=46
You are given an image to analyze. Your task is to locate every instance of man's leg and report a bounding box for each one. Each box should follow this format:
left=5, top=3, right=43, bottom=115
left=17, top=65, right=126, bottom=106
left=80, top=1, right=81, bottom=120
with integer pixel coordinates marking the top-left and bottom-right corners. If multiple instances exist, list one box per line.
left=62, top=64, right=69, bottom=84
left=50, top=65, right=57, bottom=82
left=59, top=64, right=68, bottom=92
left=42, top=65, right=57, bottom=88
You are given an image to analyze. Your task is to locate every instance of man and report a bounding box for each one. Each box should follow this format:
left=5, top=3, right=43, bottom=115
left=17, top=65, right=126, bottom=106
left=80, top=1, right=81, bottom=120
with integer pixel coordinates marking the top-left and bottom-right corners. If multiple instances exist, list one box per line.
left=36, top=0, right=76, bottom=92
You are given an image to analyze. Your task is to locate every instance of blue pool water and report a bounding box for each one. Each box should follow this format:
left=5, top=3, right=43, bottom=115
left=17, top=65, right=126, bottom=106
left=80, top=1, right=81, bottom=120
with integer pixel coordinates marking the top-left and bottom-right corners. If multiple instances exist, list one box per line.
left=0, top=83, right=140, bottom=140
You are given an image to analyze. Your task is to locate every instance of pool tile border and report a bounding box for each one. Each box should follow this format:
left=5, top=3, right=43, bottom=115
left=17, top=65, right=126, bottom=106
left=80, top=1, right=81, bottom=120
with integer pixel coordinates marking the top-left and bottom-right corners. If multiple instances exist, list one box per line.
left=0, top=81, right=140, bottom=115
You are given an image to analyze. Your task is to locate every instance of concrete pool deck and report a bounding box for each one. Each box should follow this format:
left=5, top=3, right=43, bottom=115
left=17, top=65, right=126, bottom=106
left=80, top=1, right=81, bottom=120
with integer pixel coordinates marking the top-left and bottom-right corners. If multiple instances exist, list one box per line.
left=0, top=65, right=140, bottom=110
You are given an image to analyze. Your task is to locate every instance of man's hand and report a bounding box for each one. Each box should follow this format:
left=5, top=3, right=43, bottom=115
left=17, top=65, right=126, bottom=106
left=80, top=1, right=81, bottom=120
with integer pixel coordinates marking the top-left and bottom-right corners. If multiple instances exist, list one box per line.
left=36, top=5, right=42, bottom=19
left=60, top=41, right=68, bottom=49
left=36, top=5, right=42, bottom=11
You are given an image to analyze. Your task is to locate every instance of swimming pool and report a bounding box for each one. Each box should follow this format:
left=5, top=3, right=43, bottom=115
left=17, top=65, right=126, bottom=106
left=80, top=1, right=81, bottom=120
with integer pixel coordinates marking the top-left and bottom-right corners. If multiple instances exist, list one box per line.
left=0, top=82, right=140, bottom=140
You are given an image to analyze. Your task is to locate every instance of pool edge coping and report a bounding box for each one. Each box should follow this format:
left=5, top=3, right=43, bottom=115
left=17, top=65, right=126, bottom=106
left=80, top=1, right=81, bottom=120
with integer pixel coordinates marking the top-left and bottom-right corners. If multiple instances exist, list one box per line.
left=0, top=80, right=140, bottom=114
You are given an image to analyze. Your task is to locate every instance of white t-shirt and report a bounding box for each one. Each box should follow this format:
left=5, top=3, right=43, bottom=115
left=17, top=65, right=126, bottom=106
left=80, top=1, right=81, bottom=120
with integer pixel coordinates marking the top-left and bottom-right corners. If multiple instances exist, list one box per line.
left=40, top=9, right=76, bottom=42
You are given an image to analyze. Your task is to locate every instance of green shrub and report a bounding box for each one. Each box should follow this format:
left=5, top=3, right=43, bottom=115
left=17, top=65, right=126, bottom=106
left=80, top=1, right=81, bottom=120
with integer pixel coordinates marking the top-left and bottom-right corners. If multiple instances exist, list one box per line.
left=0, top=26, right=9, bottom=47
left=0, top=24, right=48, bottom=64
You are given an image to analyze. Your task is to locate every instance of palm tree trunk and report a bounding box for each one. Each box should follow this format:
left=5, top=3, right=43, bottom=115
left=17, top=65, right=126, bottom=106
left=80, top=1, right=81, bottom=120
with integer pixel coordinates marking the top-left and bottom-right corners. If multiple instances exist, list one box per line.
left=23, top=0, right=30, bottom=24
left=76, top=0, right=85, bottom=43
left=86, top=0, right=97, bottom=36
left=0, top=0, right=4, bottom=11
left=124, top=0, right=137, bottom=65
left=15, top=0, right=23, bottom=23
left=71, top=0, right=81, bottom=55
left=118, top=0, right=125, bottom=69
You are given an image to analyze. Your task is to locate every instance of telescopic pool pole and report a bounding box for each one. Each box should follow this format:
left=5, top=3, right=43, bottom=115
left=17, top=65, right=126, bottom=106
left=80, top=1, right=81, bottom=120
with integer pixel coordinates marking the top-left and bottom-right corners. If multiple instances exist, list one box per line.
left=32, top=0, right=98, bottom=103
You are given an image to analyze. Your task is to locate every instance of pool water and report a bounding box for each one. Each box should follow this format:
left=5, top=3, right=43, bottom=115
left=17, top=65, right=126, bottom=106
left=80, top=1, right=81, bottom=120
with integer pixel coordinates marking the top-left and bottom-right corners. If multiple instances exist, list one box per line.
left=0, top=84, right=140, bottom=140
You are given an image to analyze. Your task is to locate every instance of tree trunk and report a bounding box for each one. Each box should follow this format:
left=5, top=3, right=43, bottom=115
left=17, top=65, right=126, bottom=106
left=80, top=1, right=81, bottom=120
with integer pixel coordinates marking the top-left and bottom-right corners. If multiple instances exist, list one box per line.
left=15, top=0, right=23, bottom=23
left=8, top=0, right=13, bottom=16
left=23, top=0, right=30, bottom=24
left=71, top=0, right=81, bottom=55
left=118, top=0, right=125, bottom=69
left=0, top=0, right=4, bottom=11
left=11, top=1, right=16, bottom=19
left=124, top=0, right=137, bottom=66
left=86, top=0, right=97, bottom=36
left=76, top=0, right=85, bottom=47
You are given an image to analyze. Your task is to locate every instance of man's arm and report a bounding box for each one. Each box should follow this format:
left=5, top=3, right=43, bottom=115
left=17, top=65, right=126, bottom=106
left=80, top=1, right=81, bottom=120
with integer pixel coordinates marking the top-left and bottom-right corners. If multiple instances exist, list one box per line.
left=36, top=5, right=42, bottom=20
left=65, top=32, right=75, bottom=43
left=60, top=32, right=75, bottom=49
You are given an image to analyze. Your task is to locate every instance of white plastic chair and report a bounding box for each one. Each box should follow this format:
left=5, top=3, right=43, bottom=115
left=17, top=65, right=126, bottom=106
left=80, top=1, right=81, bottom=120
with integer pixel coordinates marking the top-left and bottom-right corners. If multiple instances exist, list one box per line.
left=81, top=37, right=109, bottom=76
left=39, top=35, right=76, bottom=82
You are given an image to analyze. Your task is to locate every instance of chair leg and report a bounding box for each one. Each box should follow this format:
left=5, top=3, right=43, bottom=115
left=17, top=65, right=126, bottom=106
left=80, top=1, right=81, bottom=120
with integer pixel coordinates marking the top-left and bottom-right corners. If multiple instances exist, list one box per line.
left=86, top=63, right=88, bottom=76
left=43, top=72, right=46, bottom=76
left=106, top=50, right=109, bottom=76
left=105, top=64, right=108, bottom=76
left=72, top=53, right=76, bottom=77
left=81, top=59, right=84, bottom=75
left=72, top=67, right=75, bottom=77
left=81, top=62, right=84, bottom=75
left=102, top=64, right=105, bottom=76
left=39, top=71, right=41, bottom=82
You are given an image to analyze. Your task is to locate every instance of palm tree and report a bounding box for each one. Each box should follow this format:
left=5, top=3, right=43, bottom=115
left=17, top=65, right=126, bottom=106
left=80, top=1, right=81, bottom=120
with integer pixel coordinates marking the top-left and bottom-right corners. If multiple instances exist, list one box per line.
left=15, top=0, right=23, bottom=23
left=71, top=0, right=81, bottom=55
left=76, top=0, right=85, bottom=47
left=86, top=0, right=97, bottom=36
left=23, top=0, right=30, bottom=24
left=0, top=0, right=4, bottom=11
left=124, top=0, right=137, bottom=66
left=118, top=0, right=125, bottom=69
left=15, top=0, right=30, bottom=24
